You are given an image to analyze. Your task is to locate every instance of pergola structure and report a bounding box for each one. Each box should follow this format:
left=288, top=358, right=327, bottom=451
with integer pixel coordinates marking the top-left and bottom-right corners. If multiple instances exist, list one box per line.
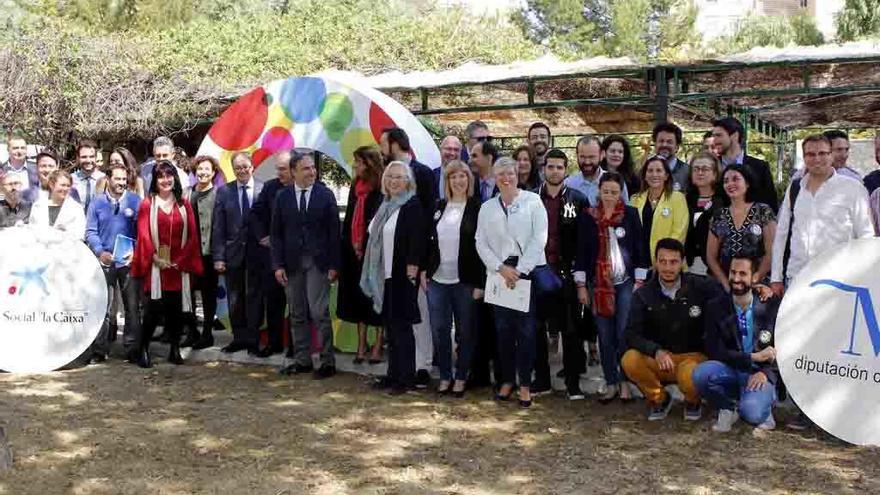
left=356, top=42, right=880, bottom=177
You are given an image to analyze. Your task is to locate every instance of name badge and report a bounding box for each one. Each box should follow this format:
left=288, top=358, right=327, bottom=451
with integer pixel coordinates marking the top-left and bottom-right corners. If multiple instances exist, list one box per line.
left=661, top=207, right=670, bottom=218
left=673, top=183, right=682, bottom=192
left=433, top=210, right=442, bottom=221
left=615, top=227, right=626, bottom=238
left=124, top=208, right=134, bottom=218
left=750, top=224, right=762, bottom=236
left=689, top=305, right=702, bottom=318
left=759, top=330, right=772, bottom=344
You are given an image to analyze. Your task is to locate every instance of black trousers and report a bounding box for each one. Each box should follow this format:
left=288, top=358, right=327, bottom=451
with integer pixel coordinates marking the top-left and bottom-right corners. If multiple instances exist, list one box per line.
left=263, top=283, right=286, bottom=350
left=92, top=265, right=141, bottom=355
left=226, top=263, right=263, bottom=349
left=142, top=291, right=183, bottom=349
left=469, top=299, right=503, bottom=387
left=535, top=277, right=588, bottom=388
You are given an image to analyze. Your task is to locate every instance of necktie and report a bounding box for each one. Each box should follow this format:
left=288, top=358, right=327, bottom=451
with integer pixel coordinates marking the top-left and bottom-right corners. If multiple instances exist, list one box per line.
left=299, top=189, right=307, bottom=212
left=84, top=177, right=92, bottom=211
left=240, top=185, right=249, bottom=215
left=481, top=182, right=489, bottom=202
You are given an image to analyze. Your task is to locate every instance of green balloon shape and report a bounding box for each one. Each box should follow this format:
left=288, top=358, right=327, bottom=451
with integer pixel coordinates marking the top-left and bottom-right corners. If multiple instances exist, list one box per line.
left=319, top=93, right=354, bottom=141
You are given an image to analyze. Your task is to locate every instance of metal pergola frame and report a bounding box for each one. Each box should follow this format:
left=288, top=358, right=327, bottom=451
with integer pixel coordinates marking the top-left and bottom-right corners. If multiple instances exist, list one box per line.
left=390, top=54, right=880, bottom=150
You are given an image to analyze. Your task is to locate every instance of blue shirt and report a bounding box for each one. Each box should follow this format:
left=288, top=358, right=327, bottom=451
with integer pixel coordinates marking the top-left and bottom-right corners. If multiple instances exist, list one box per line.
left=735, top=298, right=755, bottom=354
left=85, top=191, right=141, bottom=267
left=564, top=169, right=628, bottom=207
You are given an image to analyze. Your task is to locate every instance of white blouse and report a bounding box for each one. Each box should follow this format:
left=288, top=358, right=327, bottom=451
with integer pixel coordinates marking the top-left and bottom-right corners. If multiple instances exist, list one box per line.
left=433, top=201, right=465, bottom=284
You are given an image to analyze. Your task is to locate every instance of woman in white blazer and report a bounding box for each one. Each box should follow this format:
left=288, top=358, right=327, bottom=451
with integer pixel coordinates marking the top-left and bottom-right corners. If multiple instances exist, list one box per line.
left=29, top=170, right=86, bottom=240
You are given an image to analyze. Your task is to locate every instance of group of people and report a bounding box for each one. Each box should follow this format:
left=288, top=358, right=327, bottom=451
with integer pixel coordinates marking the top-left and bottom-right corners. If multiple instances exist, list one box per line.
left=1, top=118, right=878, bottom=432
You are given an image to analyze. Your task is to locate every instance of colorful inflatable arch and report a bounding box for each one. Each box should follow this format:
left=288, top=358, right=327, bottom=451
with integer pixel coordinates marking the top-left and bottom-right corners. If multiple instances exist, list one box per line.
left=197, top=71, right=440, bottom=181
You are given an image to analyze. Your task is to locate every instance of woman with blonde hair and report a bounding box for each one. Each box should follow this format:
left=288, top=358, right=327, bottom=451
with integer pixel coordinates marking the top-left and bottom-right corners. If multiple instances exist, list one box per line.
left=423, top=160, right=484, bottom=396
left=29, top=170, right=86, bottom=240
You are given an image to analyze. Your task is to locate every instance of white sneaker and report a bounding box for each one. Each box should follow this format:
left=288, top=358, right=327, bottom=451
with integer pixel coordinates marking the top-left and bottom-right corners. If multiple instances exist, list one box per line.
left=712, top=409, right=739, bottom=433
left=756, top=412, right=776, bottom=430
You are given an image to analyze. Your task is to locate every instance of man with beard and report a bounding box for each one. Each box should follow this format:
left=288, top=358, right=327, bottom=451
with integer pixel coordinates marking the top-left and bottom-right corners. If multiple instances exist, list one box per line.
left=565, top=135, right=628, bottom=210
left=652, top=123, right=689, bottom=192
left=72, top=139, right=105, bottom=213
left=712, top=117, right=778, bottom=212
left=85, top=163, right=142, bottom=363
left=622, top=238, right=723, bottom=421
left=0, top=172, right=32, bottom=228
left=527, top=122, right=551, bottom=168
left=379, top=127, right=437, bottom=388
left=533, top=148, right=590, bottom=399
left=693, top=255, right=780, bottom=432
left=434, top=135, right=462, bottom=199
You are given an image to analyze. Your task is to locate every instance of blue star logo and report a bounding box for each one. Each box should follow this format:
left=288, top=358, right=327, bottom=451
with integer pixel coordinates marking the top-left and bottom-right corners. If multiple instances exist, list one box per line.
left=10, top=265, right=50, bottom=296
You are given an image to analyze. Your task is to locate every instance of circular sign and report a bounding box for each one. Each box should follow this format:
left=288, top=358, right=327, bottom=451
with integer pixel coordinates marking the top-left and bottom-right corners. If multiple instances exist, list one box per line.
left=0, top=226, right=107, bottom=372
left=777, top=238, right=880, bottom=446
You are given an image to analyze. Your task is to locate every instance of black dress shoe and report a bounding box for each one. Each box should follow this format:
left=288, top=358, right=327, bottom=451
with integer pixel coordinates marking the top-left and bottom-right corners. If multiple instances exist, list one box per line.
left=221, top=342, right=249, bottom=353
left=415, top=369, right=431, bottom=389
left=254, top=347, right=274, bottom=358
left=314, top=365, right=336, bottom=379
left=279, top=363, right=313, bottom=375
left=180, top=333, right=200, bottom=348
left=192, top=336, right=214, bottom=350
left=285, top=348, right=295, bottom=358
left=137, top=348, right=152, bottom=369
left=168, top=345, right=184, bottom=365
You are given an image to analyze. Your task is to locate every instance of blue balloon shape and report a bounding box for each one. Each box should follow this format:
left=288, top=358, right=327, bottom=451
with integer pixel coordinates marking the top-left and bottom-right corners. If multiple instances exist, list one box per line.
left=279, top=77, right=327, bottom=123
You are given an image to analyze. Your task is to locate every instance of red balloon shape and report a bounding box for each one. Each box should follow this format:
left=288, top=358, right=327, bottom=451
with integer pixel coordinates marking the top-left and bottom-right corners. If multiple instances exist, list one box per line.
left=209, top=87, right=269, bottom=150
left=369, top=102, right=395, bottom=144
left=252, top=148, right=273, bottom=167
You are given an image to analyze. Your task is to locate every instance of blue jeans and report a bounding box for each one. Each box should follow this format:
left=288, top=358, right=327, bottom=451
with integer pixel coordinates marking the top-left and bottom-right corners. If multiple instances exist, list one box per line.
left=493, top=287, right=537, bottom=388
left=426, top=280, right=476, bottom=381
left=692, top=360, right=776, bottom=425
left=595, top=278, right=634, bottom=386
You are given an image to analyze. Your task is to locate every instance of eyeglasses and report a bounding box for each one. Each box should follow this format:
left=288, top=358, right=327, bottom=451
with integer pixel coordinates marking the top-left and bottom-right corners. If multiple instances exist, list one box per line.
left=385, top=175, right=408, bottom=182
left=692, top=166, right=714, bottom=173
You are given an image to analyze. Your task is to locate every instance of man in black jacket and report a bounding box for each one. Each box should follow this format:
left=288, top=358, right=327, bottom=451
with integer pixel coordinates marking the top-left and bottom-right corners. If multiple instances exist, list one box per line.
left=712, top=117, right=779, bottom=212
left=380, top=126, right=438, bottom=388
left=622, top=238, right=723, bottom=421
left=249, top=150, right=293, bottom=356
left=693, top=255, right=779, bottom=432
left=533, top=148, right=591, bottom=399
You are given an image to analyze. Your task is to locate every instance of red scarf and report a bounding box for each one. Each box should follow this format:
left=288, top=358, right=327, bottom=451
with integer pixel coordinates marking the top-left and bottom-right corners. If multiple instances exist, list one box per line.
left=590, top=199, right=626, bottom=318
left=351, top=179, right=372, bottom=259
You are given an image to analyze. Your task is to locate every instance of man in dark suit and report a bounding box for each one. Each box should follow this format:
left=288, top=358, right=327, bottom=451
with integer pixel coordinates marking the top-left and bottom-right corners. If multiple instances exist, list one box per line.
left=250, top=150, right=293, bottom=356
left=1, top=133, right=39, bottom=203
left=433, top=135, right=462, bottom=200
left=380, top=126, right=438, bottom=388
left=212, top=151, right=265, bottom=354
left=712, top=117, right=779, bottom=212
left=470, top=140, right=500, bottom=203
left=272, top=152, right=341, bottom=379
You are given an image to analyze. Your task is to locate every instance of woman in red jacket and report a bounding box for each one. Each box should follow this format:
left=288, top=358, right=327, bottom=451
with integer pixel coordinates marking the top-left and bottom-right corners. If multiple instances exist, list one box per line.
left=131, top=160, right=203, bottom=367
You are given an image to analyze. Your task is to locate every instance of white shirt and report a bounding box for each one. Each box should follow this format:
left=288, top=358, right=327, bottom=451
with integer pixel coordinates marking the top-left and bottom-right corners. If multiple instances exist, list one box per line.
left=295, top=184, right=312, bottom=211
left=72, top=169, right=106, bottom=205
left=434, top=201, right=465, bottom=284
left=771, top=171, right=875, bottom=283
left=475, top=190, right=548, bottom=278
left=237, top=178, right=255, bottom=212
left=382, top=209, right=400, bottom=280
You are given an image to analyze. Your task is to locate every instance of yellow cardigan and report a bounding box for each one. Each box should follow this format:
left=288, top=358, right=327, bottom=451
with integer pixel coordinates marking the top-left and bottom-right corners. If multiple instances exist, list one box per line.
left=629, top=190, right=689, bottom=264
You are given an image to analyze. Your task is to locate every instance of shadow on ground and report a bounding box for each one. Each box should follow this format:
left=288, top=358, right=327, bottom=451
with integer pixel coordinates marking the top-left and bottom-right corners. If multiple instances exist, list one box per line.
left=0, top=360, right=878, bottom=494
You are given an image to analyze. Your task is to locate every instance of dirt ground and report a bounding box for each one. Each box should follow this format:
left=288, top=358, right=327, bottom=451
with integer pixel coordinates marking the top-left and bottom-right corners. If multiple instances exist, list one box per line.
left=1, top=360, right=878, bottom=495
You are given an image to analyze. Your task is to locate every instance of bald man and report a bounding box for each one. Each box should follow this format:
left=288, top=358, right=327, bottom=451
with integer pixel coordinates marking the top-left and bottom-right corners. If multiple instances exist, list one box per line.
left=434, top=135, right=462, bottom=199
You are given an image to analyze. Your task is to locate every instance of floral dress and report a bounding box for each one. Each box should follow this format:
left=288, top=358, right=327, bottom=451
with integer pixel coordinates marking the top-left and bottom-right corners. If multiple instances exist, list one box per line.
left=710, top=202, right=776, bottom=271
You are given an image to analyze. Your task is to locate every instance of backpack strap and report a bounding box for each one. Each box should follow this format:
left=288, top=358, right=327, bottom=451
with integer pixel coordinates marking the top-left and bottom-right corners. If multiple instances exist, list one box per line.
left=782, top=178, right=801, bottom=281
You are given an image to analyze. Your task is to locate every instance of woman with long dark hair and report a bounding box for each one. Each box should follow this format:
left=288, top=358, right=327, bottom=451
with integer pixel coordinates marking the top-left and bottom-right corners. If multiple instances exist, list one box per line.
left=629, top=155, right=689, bottom=265
left=600, top=135, right=640, bottom=195
left=131, top=160, right=203, bottom=367
left=96, top=147, right=145, bottom=197
left=338, top=146, right=386, bottom=364
left=513, top=145, right=540, bottom=191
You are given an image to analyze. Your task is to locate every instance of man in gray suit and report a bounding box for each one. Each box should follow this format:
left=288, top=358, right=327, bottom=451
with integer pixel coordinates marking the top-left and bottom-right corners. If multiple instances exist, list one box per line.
left=212, top=152, right=265, bottom=355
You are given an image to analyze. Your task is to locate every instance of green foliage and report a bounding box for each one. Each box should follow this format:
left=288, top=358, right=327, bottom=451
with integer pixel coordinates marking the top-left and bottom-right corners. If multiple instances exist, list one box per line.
left=836, top=0, right=880, bottom=41
left=513, top=0, right=701, bottom=62
left=712, top=13, right=825, bottom=53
